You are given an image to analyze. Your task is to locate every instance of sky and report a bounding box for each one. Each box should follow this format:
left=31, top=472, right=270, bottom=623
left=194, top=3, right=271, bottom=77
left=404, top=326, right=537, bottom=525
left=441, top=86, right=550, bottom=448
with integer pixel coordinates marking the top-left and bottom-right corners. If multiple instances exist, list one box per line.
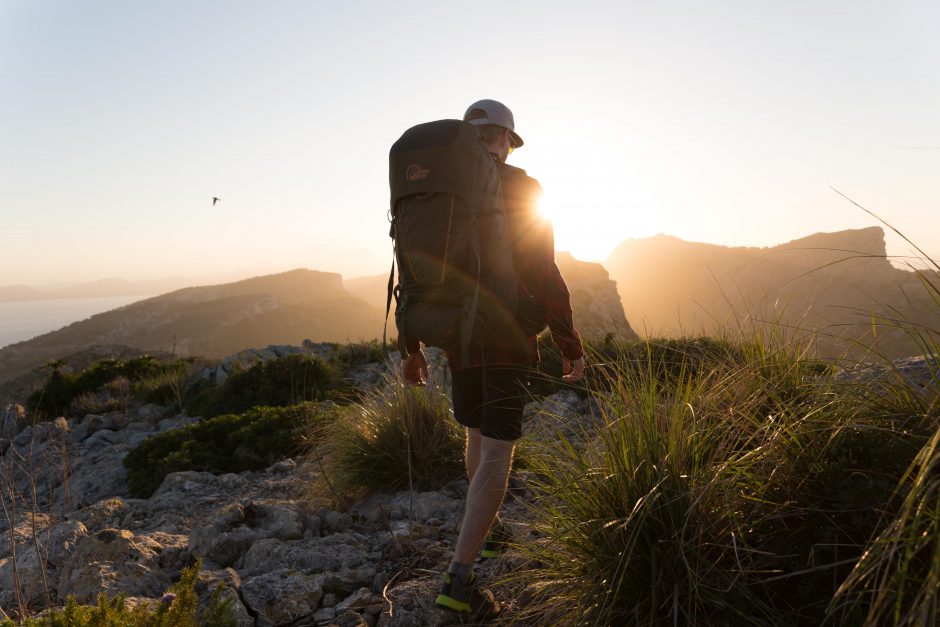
left=1, top=0, right=938, bottom=287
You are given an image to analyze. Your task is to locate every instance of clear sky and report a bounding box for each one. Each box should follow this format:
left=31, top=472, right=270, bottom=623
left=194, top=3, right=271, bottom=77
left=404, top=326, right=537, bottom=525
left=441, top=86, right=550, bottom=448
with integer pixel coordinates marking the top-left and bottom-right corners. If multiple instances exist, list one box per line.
left=1, top=0, right=938, bottom=287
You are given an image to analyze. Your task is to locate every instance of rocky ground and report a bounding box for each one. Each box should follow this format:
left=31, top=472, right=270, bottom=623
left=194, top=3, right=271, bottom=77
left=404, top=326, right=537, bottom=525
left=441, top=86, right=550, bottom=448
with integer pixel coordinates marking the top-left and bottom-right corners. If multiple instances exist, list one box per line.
left=0, top=348, right=599, bottom=626
left=2, top=345, right=934, bottom=626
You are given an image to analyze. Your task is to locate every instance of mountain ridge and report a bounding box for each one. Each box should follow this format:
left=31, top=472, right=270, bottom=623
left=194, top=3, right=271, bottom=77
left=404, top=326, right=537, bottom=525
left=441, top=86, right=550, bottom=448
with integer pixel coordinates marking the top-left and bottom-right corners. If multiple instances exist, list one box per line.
left=607, top=226, right=938, bottom=358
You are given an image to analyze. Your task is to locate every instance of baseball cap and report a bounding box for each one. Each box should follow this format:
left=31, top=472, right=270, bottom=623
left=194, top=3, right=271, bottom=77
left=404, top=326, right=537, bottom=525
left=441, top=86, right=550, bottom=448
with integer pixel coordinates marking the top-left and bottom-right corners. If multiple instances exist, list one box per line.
left=463, top=99, right=524, bottom=148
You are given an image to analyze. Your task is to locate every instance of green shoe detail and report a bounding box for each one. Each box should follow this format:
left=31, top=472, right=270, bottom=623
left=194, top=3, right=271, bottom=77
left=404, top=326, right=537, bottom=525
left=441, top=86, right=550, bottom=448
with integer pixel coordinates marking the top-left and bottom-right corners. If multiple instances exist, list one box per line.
left=435, top=571, right=500, bottom=617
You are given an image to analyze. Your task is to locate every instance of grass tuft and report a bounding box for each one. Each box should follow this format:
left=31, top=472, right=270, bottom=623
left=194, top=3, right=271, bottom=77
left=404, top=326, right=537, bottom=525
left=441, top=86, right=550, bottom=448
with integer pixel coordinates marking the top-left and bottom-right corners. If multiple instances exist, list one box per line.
left=324, top=371, right=464, bottom=494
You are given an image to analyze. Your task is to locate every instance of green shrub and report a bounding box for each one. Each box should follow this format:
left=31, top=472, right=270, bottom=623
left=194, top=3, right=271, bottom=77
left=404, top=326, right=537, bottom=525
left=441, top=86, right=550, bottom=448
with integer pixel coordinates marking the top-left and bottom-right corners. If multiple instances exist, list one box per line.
left=133, top=358, right=206, bottom=411
left=27, top=369, right=77, bottom=418
left=3, top=560, right=234, bottom=626
left=26, top=356, right=202, bottom=419
left=329, top=340, right=388, bottom=370
left=185, top=354, right=340, bottom=418
left=124, top=402, right=329, bottom=497
left=325, top=373, right=465, bottom=494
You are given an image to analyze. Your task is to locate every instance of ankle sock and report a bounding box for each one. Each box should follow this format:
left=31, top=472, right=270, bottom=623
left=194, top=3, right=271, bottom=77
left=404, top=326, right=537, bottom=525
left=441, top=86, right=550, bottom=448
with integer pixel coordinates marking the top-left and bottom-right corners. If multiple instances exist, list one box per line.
left=447, top=560, right=474, bottom=583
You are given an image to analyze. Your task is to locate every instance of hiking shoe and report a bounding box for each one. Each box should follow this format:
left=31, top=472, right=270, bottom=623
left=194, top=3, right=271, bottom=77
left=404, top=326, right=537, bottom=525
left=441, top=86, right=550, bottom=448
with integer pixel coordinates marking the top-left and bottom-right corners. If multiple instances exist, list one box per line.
left=435, top=571, right=501, bottom=618
left=480, top=518, right=513, bottom=559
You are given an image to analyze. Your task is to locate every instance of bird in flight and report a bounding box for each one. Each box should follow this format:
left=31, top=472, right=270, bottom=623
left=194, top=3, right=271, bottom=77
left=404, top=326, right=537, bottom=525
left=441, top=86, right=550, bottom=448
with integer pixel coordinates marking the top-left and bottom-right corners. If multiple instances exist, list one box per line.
left=212, top=196, right=222, bottom=206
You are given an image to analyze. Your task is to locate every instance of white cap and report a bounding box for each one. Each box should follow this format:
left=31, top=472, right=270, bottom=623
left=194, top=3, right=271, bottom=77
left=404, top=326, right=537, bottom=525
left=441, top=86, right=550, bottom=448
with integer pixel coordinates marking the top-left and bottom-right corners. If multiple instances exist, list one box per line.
left=463, top=99, right=524, bottom=148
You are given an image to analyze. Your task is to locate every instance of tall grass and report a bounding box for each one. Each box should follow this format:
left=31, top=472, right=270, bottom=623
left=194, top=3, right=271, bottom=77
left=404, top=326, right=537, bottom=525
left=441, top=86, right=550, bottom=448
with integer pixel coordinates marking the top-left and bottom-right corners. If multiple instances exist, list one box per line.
left=516, top=329, right=934, bottom=625
left=324, top=371, right=464, bottom=494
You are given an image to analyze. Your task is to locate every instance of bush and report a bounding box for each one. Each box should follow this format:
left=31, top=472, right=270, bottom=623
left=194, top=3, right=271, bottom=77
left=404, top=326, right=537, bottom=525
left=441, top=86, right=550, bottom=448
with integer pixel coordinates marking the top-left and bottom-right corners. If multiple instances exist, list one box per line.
left=124, top=402, right=330, bottom=497
left=26, top=356, right=201, bottom=419
left=27, top=369, right=77, bottom=419
left=185, top=354, right=341, bottom=418
left=325, top=373, right=465, bottom=494
left=329, top=340, right=389, bottom=370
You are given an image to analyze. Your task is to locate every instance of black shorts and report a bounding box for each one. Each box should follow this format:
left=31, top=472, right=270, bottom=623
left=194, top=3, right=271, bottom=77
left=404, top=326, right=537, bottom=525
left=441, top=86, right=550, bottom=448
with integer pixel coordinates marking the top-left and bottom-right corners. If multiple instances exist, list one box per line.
left=451, top=366, right=530, bottom=441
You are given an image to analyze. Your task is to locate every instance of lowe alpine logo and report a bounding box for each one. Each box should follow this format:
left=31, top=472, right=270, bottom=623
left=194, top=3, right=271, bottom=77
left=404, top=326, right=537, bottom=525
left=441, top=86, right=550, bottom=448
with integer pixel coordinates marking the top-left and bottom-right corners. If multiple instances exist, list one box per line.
left=406, top=164, right=430, bottom=181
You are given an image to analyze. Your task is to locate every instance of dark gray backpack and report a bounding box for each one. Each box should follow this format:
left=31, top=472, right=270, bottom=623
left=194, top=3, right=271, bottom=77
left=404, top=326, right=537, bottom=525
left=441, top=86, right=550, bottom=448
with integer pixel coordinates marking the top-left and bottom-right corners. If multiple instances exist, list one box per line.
left=386, top=119, right=519, bottom=366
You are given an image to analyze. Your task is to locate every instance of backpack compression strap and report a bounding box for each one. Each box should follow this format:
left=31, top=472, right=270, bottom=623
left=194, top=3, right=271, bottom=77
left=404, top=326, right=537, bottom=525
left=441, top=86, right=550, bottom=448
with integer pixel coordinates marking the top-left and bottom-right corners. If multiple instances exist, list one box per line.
left=459, top=224, right=481, bottom=369
left=383, top=255, right=395, bottom=356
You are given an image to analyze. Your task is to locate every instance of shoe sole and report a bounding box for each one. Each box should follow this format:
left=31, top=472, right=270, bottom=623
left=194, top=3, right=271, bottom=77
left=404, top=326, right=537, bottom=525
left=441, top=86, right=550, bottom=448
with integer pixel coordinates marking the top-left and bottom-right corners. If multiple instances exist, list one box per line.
left=435, top=593, right=471, bottom=613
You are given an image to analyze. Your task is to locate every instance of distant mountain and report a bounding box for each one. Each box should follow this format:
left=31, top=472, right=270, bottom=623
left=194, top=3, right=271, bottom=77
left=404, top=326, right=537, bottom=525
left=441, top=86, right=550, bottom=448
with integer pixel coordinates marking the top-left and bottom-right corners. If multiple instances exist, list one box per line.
left=344, top=254, right=638, bottom=343
left=0, top=269, right=385, bottom=385
left=606, top=227, right=940, bottom=359
left=0, top=284, right=42, bottom=302
left=0, top=276, right=197, bottom=302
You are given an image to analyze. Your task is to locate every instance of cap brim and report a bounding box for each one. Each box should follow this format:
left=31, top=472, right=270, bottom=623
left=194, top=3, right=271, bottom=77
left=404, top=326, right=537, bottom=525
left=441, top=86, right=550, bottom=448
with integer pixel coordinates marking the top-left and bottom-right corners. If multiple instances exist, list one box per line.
left=467, top=118, right=524, bottom=148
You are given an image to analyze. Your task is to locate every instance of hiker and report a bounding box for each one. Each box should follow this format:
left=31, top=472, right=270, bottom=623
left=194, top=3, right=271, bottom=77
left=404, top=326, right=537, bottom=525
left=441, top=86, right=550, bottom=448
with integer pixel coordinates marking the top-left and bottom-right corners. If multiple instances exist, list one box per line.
left=399, top=99, right=585, bottom=616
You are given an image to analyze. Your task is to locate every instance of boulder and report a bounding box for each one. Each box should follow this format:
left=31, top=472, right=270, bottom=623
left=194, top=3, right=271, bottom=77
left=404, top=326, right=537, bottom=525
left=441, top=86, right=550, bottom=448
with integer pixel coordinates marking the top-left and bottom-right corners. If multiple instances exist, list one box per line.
left=244, top=499, right=305, bottom=540
left=66, top=441, right=132, bottom=509
left=57, top=528, right=168, bottom=603
left=189, top=526, right=260, bottom=568
left=0, top=545, right=51, bottom=609
left=70, top=497, right=131, bottom=533
left=240, top=568, right=325, bottom=626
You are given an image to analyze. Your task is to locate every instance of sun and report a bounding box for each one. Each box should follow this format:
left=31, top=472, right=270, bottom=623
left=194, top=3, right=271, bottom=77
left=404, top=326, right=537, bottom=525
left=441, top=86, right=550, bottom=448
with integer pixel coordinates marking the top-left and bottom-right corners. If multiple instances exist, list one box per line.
left=535, top=187, right=655, bottom=262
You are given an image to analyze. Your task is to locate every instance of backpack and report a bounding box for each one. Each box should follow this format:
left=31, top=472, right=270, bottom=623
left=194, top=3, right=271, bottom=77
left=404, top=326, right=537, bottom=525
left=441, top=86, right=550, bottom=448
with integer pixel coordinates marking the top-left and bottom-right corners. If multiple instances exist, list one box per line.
left=386, top=119, right=519, bottom=366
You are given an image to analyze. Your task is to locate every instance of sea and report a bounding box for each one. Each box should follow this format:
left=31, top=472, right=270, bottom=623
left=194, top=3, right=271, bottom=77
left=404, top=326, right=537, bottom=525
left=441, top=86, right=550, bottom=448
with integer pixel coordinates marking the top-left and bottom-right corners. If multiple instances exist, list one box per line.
left=0, top=296, right=151, bottom=349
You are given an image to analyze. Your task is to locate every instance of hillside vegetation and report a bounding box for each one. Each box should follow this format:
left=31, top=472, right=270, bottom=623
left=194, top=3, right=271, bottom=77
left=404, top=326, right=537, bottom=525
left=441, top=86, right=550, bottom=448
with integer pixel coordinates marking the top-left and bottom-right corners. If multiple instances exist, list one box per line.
left=6, top=324, right=937, bottom=624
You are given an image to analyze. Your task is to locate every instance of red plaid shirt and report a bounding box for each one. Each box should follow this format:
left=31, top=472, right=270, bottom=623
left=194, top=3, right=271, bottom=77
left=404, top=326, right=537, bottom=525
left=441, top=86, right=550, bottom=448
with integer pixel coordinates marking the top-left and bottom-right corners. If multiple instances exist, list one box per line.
left=406, top=163, right=583, bottom=369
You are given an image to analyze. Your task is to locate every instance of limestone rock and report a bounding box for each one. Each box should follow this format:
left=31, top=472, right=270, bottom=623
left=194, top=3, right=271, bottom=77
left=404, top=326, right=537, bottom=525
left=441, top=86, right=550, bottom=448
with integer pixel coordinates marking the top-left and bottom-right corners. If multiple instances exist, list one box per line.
left=0, top=515, right=88, bottom=607
left=241, top=534, right=371, bottom=577
left=189, top=526, right=259, bottom=568
left=348, top=491, right=462, bottom=527
left=70, top=497, right=131, bottom=533
left=58, top=561, right=168, bottom=605
left=0, top=545, right=51, bottom=609
left=245, top=499, right=305, bottom=540
left=57, top=528, right=169, bottom=603
left=556, top=252, right=637, bottom=341
left=240, top=568, right=325, bottom=626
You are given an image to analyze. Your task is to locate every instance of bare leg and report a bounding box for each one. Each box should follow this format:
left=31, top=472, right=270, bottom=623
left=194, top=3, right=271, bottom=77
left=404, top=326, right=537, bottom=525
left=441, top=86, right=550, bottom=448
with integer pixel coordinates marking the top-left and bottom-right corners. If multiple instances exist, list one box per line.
left=465, top=427, right=481, bottom=480
left=452, top=435, right=515, bottom=565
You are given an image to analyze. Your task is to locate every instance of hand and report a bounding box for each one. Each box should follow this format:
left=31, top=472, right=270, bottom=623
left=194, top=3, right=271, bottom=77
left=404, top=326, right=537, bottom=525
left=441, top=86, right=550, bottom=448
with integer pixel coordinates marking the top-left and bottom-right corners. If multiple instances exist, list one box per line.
left=562, top=356, right=585, bottom=383
left=402, top=350, right=429, bottom=386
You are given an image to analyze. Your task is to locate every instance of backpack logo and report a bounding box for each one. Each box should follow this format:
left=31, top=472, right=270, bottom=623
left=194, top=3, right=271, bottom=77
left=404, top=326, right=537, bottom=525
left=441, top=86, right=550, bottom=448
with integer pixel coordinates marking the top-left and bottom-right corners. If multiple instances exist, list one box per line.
left=406, top=164, right=430, bottom=181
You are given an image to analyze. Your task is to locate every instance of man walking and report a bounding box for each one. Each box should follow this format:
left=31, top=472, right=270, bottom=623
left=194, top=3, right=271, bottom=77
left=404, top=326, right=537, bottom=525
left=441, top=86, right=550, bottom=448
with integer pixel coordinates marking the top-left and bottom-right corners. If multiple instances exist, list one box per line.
left=402, top=99, right=585, bottom=616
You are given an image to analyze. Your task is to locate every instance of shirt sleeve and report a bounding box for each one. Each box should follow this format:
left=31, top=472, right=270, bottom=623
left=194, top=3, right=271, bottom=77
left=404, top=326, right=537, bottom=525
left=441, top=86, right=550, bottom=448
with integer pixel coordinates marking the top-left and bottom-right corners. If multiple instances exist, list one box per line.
left=503, top=166, right=584, bottom=361
left=529, top=234, right=584, bottom=361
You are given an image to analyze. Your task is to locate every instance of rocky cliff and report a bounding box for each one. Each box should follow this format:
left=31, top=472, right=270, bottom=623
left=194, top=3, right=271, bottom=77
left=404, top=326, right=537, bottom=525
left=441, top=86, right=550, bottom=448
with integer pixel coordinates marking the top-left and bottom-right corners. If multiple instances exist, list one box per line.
left=607, top=227, right=940, bottom=359
left=554, top=253, right=637, bottom=341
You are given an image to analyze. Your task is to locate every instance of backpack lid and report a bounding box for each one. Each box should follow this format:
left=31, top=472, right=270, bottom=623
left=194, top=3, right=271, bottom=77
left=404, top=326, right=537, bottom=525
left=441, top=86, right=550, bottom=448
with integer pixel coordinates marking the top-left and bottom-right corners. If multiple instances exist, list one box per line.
left=389, top=119, right=495, bottom=207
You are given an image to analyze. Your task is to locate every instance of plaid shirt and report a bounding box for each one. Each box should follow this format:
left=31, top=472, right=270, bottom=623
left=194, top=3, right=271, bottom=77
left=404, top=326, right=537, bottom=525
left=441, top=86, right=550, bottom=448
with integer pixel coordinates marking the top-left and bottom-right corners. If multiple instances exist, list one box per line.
left=406, top=163, right=583, bottom=369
